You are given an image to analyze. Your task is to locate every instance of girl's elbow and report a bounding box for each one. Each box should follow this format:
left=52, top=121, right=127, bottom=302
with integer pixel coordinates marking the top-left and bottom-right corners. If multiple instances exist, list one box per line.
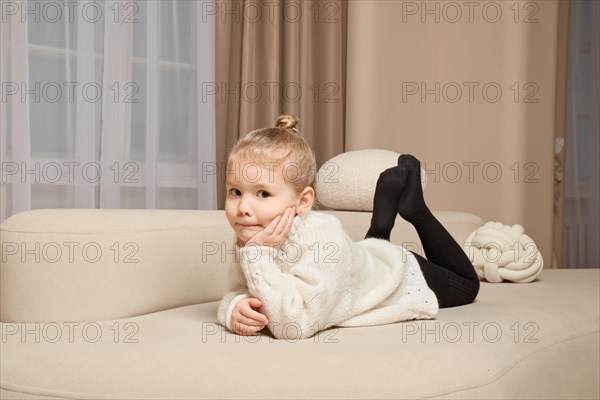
left=268, top=320, right=318, bottom=341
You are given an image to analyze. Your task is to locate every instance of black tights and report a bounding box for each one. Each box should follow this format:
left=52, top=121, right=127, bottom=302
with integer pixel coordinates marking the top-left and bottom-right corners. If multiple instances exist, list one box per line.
left=364, top=155, right=479, bottom=308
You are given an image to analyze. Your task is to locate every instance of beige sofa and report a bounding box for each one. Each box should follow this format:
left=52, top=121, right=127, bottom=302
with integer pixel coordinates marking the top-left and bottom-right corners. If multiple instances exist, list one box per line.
left=1, top=208, right=598, bottom=399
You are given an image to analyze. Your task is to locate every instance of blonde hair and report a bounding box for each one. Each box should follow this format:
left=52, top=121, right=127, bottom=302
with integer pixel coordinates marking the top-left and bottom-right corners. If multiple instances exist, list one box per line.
left=228, top=115, right=317, bottom=195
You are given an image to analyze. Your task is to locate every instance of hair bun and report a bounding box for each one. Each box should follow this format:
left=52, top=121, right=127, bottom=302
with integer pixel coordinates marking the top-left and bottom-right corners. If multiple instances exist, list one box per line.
left=276, top=114, right=299, bottom=133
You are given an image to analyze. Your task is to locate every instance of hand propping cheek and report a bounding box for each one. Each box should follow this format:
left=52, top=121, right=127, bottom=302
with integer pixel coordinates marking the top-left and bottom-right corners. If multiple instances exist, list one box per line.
left=246, top=207, right=296, bottom=248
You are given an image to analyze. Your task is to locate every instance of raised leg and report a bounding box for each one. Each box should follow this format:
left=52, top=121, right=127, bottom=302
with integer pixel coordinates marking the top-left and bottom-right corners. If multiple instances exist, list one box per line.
left=396, top=154, right=479, bottom=307
left=366, top=154, right=480, bottom=307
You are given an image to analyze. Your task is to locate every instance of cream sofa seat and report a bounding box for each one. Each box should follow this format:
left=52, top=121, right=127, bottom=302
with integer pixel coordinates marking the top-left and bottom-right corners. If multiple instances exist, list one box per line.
left=1, top=209, right=599, bottom=399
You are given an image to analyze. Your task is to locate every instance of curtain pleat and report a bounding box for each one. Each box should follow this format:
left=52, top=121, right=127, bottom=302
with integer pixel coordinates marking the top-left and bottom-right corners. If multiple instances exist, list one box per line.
left=590, top=1, right=600, bottom=267
left=8, top=12, right=32, bottom=214
left=75, top=0, right=98, bottom=208
left=196, top=0, right=218, bottom=209
left=0, top=12, right=11, bottom=222
left=99, top=1, right=134, bottom=208
left=563, top=0, right=600, bottom=268
left=145, top=0, right=159, bottom=209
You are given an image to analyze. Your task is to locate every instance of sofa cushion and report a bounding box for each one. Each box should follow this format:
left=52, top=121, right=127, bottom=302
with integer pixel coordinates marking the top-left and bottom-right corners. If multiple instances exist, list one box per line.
left=1, top=269, right=598, bottom=399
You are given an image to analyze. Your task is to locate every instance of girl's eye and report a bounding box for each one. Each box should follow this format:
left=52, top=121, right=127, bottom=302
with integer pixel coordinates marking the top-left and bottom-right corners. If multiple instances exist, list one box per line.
left=229, top=188, right=240, bottom=196
left=258, top=190, right=270, bottom=198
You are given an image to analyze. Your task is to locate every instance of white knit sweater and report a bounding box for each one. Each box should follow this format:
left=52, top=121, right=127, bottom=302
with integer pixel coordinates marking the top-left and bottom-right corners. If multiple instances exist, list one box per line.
left=217, top=211, right=439, bottom=340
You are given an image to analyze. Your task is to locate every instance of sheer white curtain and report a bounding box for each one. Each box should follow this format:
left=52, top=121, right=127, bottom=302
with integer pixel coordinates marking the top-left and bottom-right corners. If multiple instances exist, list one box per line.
left=0, top=0, right=216, bottom=223
left=563, top=0, right=600, bottom=268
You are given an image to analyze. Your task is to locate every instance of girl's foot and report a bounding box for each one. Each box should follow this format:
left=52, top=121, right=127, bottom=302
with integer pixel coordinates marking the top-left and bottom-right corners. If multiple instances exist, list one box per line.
left=397, top=154, right=430, bottom=223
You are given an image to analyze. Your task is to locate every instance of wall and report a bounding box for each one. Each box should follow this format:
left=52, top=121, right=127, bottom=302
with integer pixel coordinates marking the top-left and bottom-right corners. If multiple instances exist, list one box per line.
left=346, top=0, right=561, bottom=266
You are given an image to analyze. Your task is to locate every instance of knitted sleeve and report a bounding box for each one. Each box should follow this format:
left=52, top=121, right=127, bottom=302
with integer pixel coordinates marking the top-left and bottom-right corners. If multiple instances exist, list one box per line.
left=216, top=252, right=251, bottom=330
left=237, top=216, right=353, bottom=340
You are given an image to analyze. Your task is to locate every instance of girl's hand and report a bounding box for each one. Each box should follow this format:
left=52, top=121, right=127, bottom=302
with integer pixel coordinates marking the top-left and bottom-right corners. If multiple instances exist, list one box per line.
left=246, top=207, right=296, bottom=249
left=230, top=297, right=269, bottom=336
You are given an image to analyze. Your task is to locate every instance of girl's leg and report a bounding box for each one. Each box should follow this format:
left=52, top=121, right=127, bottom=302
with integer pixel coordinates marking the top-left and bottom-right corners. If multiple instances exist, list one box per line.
left=365, top=154, right=480, bottom=308
left=365, top=165, right=405, bottom=241
left=396, top=154, right=479, bottom=307
left=410, top=252, right=479, bottom=308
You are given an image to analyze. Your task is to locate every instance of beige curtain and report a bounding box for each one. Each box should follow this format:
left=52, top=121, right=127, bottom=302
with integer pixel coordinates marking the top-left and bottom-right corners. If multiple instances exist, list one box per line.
left=552, top=0, right=571, bottom=268
left=215, top=0, right=347, bottom=209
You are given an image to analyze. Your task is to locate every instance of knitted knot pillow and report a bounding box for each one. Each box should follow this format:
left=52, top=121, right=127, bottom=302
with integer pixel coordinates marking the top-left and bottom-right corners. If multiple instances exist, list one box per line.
left=463, top=222, right=544, bottom=283
left=315, top=149, right=427, bottom=212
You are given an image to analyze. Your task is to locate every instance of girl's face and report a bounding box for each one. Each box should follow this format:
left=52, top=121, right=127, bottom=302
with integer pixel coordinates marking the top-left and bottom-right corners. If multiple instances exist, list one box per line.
left=225, top=158, right=303, bottom=246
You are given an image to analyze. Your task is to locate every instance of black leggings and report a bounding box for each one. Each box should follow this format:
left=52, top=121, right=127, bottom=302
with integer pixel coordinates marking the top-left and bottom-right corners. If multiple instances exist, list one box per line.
left=409, top=249, right=480, bottom=308
left=367, top=210, right=480, bottom=308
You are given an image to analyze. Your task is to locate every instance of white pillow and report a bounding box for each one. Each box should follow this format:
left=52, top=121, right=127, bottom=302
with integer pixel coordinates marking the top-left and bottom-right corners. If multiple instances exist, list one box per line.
left=315, top=149, right=427, bottom=212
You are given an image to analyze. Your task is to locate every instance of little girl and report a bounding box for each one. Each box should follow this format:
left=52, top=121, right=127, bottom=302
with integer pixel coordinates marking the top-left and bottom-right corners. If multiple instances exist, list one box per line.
left=217, top=115, right=480, bottom=340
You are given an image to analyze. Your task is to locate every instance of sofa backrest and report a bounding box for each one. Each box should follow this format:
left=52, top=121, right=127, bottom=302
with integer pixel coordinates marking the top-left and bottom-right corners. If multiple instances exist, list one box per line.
left=0, top=209, right=483, bottom=322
